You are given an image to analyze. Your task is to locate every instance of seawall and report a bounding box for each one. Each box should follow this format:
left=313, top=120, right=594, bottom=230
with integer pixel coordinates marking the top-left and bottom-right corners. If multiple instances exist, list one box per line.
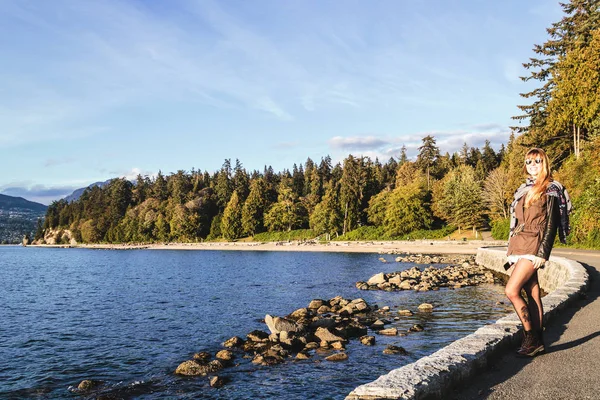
left=346, top=246, right=589, bottom=400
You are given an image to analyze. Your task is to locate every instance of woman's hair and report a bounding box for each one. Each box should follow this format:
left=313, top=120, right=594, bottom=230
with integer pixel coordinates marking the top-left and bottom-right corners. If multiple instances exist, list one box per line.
left=523, top=147, right=553, bottom=207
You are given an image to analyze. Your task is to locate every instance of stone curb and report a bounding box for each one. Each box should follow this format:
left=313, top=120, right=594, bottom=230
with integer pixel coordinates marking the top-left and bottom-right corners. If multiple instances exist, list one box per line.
left=346, top=247, right=589, bottom=400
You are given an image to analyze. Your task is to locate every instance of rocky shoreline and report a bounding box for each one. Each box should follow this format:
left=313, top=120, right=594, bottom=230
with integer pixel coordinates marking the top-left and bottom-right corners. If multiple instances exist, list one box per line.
left=358, top=255, right=501, bottom=292
left=72, top=249, right=509, bottom=396
left=171, top=296, right=436, bottom=388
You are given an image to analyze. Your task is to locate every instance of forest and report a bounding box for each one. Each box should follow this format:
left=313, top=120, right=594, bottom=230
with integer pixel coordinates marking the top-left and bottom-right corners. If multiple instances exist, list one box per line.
left=39, top=1, right=600, bottom=249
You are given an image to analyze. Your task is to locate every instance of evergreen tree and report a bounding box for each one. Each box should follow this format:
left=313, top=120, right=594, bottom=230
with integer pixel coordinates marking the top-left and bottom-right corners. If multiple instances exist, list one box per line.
left=339, top=155, right=366, bottom=234
left=309, top=181, right=342, bottom=236
left=214, top=159, right=233, bottom=211
left=481, top=140, right=498, bottom=173
left=221, top=191, right=243, bottom=240
left=242, top=178, right=268, bottom=236
left=153, top=171, right=168, bottom=202
left=415, top=135, right=440, bottom=190
left=264, top=179, right=305, bottom=232
left=381, top=157, right=398, bottom=189
left=292, top=163, right=305, bottom=197
left=133, top=174, right=150, bottom=205
left=168, top=170, right=192, bottom=204
left=399, top=145, right=408, bottom=165
left=512, top=0, right=600, bottom=162
left=233, top=159, right=250, bottom=201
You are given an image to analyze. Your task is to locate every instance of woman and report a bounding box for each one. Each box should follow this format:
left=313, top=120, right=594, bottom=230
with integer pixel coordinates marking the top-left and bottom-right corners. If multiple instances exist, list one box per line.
left=504, top=148, right=569, bottom=357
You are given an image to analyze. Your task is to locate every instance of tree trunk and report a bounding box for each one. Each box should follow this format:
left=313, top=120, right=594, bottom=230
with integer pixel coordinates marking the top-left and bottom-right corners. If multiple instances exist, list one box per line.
left=343, top=202, right=349, bottom=235
left=573, top=123, right=578, bottom=157
left=577, top=125, right=581, bottom=158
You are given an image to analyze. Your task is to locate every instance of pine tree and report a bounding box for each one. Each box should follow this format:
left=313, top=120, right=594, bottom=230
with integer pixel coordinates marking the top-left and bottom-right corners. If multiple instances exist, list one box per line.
left=242, top=178, right=268, bottom=236
left=309, top=181, right=342, bottom=236
left=512, top=0, right=600, bottom=162
left=214, top=159, right=233, bottom=211
left=415, top=135, right=440, bottom=190
left=233, top=159, right=250, bottom=201
left=221, top=191, right=243, bottom=240
left=153, top=171, right=168, bottom=202
left=339, top=155, right=366, bottom=234
left=481, top=140, right=498, bottom=173
left=264, top=179, right=305, bottom=232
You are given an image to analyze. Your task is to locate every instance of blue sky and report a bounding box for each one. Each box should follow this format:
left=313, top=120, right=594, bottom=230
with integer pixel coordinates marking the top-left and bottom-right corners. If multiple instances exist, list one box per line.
left=0, top=0, right=562, bottom=204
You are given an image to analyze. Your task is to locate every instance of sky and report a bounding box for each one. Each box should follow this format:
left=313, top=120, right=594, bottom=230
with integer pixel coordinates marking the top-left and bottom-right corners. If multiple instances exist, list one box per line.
left=0, top=0, right=563, bottom=205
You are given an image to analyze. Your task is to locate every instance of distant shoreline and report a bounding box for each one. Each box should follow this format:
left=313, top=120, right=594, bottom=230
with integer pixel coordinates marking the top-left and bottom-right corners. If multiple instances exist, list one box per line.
left=27, top=239, right=507, bottom=255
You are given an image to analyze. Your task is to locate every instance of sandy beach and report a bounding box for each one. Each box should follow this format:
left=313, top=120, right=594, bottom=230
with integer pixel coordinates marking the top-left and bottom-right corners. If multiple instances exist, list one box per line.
left=57, top=239, right=508, bottom=255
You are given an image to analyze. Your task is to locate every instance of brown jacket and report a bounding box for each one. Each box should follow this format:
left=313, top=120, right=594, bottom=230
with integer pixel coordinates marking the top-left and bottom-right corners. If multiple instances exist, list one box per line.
left=506, top=193, right=559, bottom=263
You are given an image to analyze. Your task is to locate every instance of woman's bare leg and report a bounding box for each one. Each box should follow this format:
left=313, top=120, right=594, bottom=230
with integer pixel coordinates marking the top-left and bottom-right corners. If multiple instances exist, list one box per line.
left=505, top=258, right=537, bottom=330
left=523, top=271, right=543, bottom=332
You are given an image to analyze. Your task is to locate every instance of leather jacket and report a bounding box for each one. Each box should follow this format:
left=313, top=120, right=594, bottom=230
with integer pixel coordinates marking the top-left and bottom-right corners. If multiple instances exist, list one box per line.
left=536, top=194, right=560, bottom=260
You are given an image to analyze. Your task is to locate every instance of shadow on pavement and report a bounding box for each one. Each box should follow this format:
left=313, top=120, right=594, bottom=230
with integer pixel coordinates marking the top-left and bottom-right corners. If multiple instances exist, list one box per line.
left=452, top=262, right=599, bottom=399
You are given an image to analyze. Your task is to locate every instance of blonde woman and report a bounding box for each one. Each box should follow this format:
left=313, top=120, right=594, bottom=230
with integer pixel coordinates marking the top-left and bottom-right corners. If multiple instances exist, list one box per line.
left=505, top=148, right=570, bottom=357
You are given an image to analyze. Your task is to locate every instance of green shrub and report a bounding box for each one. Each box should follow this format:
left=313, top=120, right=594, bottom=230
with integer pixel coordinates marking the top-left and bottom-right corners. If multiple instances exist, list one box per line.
left=491, top=218, right=510, bottom=240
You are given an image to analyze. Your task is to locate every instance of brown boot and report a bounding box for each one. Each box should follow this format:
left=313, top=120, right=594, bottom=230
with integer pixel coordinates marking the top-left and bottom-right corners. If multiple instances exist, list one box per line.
left=517, top=330, right=544, bottom=357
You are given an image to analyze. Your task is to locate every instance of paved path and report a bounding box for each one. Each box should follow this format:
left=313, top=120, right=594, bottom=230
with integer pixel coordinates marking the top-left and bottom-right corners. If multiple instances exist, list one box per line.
left=453, top=248, right=600, bottom=400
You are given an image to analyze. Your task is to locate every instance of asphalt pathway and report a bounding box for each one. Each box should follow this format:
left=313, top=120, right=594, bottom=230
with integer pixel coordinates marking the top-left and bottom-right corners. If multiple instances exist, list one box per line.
left=453, top=248, right=600, bottom=400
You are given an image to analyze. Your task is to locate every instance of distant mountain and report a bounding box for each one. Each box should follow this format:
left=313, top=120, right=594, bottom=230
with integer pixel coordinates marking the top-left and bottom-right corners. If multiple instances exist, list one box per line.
left=63, top=180, right=112, bottom=203
left=0, top=194, right=48, bottom=244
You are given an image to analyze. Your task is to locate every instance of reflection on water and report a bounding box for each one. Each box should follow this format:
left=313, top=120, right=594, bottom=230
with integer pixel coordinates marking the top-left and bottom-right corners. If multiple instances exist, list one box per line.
left=0, top=247, right=511, bottom=399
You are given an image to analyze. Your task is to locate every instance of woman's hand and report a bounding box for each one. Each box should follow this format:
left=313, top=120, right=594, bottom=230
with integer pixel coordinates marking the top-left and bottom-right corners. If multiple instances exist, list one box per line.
left=532, top=256, right=546, bottom=269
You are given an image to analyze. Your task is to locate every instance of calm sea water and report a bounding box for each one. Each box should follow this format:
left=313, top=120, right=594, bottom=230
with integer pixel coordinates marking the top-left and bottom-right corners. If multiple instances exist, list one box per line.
left=0, top=246, right=510, bottom=399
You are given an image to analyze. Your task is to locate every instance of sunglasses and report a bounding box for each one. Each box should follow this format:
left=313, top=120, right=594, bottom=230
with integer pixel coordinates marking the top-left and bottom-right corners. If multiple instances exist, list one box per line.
left=525, top=158, right=543, bottom=165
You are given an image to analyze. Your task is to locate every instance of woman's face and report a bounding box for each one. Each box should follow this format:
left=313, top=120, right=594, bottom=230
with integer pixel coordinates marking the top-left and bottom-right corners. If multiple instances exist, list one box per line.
left=525, top=155, right=543, bottom=178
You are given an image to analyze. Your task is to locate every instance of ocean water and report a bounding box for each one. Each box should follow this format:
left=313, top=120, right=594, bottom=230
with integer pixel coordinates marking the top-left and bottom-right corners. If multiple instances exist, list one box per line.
left=0, top=246, right=511, bottom=399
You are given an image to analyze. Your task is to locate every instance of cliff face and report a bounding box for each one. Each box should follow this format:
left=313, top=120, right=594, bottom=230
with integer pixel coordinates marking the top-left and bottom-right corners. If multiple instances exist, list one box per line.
left=35, top=228, right=77, bottom=246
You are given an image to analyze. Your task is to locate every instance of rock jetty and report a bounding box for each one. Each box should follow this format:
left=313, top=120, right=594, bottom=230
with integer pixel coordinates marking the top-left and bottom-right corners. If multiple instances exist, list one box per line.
left=173, top=296, right=416, bottom=385
left=357, top=256, right=499, bottom=292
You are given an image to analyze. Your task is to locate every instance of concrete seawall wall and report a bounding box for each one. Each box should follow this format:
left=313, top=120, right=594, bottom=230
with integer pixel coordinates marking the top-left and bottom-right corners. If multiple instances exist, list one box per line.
left=346, top=247, right=589, bottom=400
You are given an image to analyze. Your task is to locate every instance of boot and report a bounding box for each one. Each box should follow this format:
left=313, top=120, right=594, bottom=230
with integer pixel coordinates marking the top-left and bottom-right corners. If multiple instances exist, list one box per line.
left=517, top=330, right=544, bottom=357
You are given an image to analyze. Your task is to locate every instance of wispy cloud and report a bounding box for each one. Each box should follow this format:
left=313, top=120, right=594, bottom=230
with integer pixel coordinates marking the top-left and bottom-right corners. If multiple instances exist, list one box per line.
left=329, top=136, right=390, bottom=151
left=0, top=183, right=78, bottom=205
left=327, top=123, right=511, bottom=161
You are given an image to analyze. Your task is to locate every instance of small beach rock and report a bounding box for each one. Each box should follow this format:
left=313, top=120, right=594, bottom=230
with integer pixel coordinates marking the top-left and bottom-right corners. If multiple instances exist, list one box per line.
left=325, top=352, right=348, bottom=362
left=247, top=330, right=269, bottom=342
left=378, top=328, right=398, bottom=336
left=216, top=350, right=234, bottom=362
left=193, top=352, right=211, bottom=362
left=409, top=324, right=425, bottom=332
left=383, top=345, right=408, bottom=355
left=367, top=273, right=386, bottom=285
left=265, top=315, right=300, bottom=334
left=209, top=375, right=229, bottom=388
left=314, top=327, right=345, bottom=343
left=296, top=351, right=311, bottom=360
left=289, top=308, right=310, bottom=320
left=317, top=305, right=332, bottom=314
left=397, top=310, right=413, bottom=316
left=77, top=380, right=102, bottom=392
left=223, top=336, right=245, bottom=348
left=331, top=341, right=345, bottom=350
left=175, top=360, right=223, bottom=376
left=360, top=335, right=376, bottom=346
left=418, top=303, right=434, bottom=312
left=308, top=299, right=326, bottom=309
